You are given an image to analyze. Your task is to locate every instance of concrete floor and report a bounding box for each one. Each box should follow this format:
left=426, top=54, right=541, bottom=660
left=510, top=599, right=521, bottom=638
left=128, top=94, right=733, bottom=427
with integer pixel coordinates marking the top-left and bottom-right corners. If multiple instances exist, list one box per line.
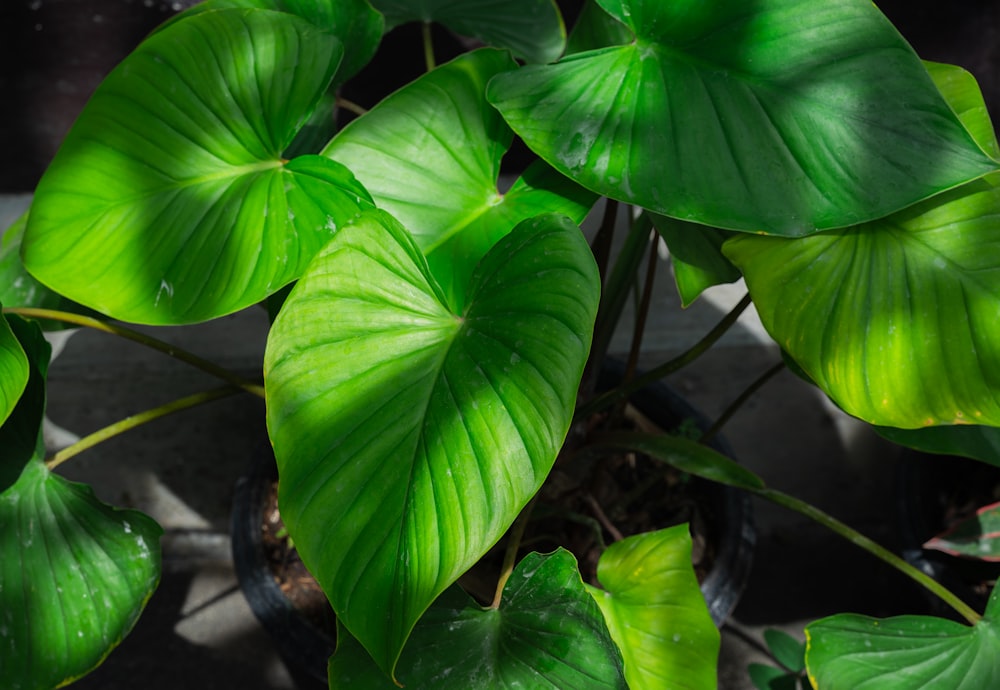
left=2, top=191, right=938, bottom=689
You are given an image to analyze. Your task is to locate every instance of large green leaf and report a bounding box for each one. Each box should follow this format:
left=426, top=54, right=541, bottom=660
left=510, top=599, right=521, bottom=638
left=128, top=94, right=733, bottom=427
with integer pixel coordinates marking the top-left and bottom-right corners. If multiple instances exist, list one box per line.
left=805, top=582, right=1000, bottom=689
left=22, top=8, right=373, bottom=325
left=264, top=210, right=600, bottom=675
left=586, top=525, right=720, bottom=690
left=0, top=311, right=28, bottom=431
left=0, top=460, right=163, bottom=690
left=488, top=0, right=998, bottom=235
left=724, top=62, right=1000, bottom=428
left=0, top=315, right=162, bottom=688
left=329, top=549, right=627, bottom=688
left=166, top=0, right=382, bottom=82
left=322, top=48, right=597, bottom=310
left=371, top=0, right=565, bottom=64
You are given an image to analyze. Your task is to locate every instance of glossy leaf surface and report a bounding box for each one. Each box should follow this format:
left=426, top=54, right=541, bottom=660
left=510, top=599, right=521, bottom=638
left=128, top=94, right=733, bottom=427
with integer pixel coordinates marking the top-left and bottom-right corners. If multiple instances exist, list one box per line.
left=488, top=0, right=998, bottom=235
left=0, top=311, right=28, bottom=430
left=23, top=9, right=373, bottom=325
left=323, top=49, right=597, bottom=310
left=805, top=582, right=1000, bottom=689
left=587, top=525, right=719, bottom=690
left=265, top=210, right=600, bottom=675
left=0, top=316, right=162, bottom=688
left=0, top=461, right=162, bottom=690
left=168, top=0, right=382, bottom=83
left=924, top=501, right=1000, bottom=561
left=372, top=0, right=565, bottom=64
left=725, top=62, right=1000, bottom=428
left=329, top=550, right=626, bottom=688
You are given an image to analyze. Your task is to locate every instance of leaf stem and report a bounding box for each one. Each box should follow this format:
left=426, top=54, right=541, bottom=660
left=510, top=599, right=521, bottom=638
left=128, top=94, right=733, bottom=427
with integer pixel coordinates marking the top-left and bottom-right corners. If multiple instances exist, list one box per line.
left=492, top=497, right=537, bottom=609
left=335, top=96, right=368, bottom=117
left=46, top=386, right=243, bottom=470
left=4, top=308, right=265, bottom=399
left=699, top=361, right=785, bottom=445
left=577, top=292, right=752, bottom=419
left=422, top=21, right=436, bottom=72
left=755, top=486, right=982, bottom=625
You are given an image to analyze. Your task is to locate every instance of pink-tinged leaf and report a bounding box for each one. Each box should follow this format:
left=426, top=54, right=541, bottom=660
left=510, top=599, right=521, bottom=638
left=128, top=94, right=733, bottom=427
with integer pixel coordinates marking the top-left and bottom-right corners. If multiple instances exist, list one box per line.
left=924, top=501, right=1000, bottom=561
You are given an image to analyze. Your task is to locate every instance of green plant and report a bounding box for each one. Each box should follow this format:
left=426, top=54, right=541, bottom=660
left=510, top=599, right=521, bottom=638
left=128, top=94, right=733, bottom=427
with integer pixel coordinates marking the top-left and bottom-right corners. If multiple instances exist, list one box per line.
left=4, top=0, right=1000, bottom=688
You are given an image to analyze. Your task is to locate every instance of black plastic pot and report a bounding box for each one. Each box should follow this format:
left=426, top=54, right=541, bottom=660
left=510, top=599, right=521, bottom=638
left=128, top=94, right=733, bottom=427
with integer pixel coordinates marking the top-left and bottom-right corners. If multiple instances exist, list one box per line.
left=896, top=449, right=1000, bottom=619
left=232, top=363, right=755, bottom=685
left=231, top=447, right=333, bottom=689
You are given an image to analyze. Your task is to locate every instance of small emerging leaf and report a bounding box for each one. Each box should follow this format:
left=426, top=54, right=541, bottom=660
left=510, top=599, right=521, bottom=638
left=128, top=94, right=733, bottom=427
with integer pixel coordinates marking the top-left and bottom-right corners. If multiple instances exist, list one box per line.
left=764, top=629, right=806, bottom=673
left=650, top=214, right=741, bottom=306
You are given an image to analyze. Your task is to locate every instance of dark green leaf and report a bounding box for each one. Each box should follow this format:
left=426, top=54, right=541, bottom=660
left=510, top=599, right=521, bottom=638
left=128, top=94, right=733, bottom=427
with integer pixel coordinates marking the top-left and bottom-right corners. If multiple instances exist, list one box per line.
left=875, top=425, right=1000, bottom=468
left=650, top=214, right=741, bottom=306
left=748, top=664, right=800, bottom=690
left=764, top=629, right=806, bottom=673
left=565, top=0, right=633, bottom=55
left=329, top=550, right=626, bottom=688
left=0, top=315, right=48, bottom=491
left=592, top=431, right=766, bottom=491
left=265, top=210, right=600, bottom=676
left=805, top=583, right=1000, bottom=689
left=23, top=9, right=373, bottom=325
left=0, top=460, right=162, bottom=690
left=489, top=0, right=998, bottom=235
left=372, top=0, right=566, bottom=64
left=586, top=525, right=719, bottom=690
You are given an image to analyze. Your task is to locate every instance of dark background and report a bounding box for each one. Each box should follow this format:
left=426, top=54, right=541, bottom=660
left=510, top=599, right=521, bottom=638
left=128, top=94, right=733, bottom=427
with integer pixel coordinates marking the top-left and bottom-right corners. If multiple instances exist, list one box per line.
left=1, top=0, right=997, bottom=191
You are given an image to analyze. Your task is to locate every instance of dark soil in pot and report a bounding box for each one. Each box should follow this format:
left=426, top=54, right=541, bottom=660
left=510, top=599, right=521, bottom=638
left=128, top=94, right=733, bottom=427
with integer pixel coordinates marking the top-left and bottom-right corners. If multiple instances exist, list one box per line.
left=897, top=449, right=1000, bottom=619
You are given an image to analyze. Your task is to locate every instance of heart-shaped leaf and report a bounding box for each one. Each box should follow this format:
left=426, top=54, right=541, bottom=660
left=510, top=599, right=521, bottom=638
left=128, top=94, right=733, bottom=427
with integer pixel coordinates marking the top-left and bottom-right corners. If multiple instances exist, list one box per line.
left=805, top=582, right=1000, bottom=689
left=924, top=501, right=1000, bottom=561
left=0, top=460, right=163, bottom=690
left=329, top=549, right=627, bottom=688
left=586, top=525, right=720, bottom=690
left=0, top=315, right=162, bottom=688
left=322, top=48, right=597, bottom=310
left=488, top=0, right=998, bottom=235
left=264, top=210, right=600, bottom=675
left=0, top=311, right=28, bottom=431
left=22, top=8, right=374, bottom=325
left=724, top=62, right=1000, bottom=428
left=371, top=0, right=566, bottom=64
